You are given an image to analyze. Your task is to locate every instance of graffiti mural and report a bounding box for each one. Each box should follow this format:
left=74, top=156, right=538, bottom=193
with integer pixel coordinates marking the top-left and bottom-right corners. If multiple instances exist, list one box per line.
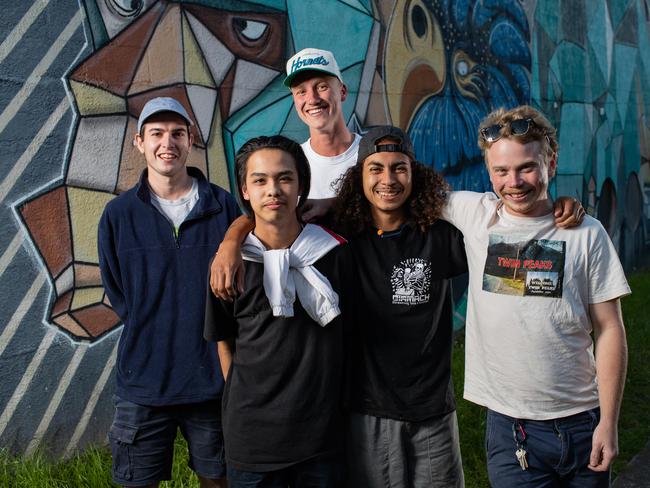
left=0, top=0, right=648, bottom=458
left=389, top=0, right=532, bottom=191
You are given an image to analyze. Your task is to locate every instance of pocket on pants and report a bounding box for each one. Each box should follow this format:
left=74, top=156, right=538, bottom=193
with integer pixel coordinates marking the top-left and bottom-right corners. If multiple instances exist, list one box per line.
left=109, top=423, right=138, bottom=482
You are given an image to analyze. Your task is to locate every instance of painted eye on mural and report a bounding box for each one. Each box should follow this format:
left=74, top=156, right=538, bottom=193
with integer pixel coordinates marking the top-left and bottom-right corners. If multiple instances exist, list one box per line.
left=456, top=59, right=469, bottom=77
left=410, top=4, right=428, bottom=39
left=104, top=0, right=143, bottom=17
left=453, top=50, right=484, bottom=101
left=233, top=18, right=269, bottom=43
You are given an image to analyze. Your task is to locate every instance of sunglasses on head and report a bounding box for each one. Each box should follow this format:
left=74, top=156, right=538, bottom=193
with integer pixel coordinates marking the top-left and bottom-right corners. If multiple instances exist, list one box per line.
left=480, top=118, right=536, bottom=143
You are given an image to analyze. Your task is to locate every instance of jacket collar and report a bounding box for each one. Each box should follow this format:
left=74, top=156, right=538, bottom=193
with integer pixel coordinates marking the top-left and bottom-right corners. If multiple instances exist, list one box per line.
left=135, top=166, right=223, bottom=218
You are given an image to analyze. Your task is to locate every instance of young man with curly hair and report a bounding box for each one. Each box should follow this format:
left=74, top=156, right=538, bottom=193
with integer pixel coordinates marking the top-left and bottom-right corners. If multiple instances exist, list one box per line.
left=442, top=105, right=629, bottom=486
left=333, top=126, right=467, bottom=487
left=203, top=135, right=352, bottom=487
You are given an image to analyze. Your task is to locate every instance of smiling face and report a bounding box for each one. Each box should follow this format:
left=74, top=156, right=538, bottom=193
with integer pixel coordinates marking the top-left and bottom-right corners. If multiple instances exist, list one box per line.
left=290, top=72, right=347, bottom=134
left=486, top=137, right=557, bottom=217
left=242, top=148, right=302, bottom=228
left=361, top=143, right=413, bottom=229
left=135, top=112, right=193, bottom=180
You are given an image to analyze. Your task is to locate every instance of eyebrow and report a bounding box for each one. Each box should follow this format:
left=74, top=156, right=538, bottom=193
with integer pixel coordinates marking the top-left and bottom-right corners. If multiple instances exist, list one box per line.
left=366, top=159, right=409, bottom=167
left=492, top=161, right=539, bottom=170
left=249, top=170, right=296, bottom=177
left=146, top=126, right=187, bottom=133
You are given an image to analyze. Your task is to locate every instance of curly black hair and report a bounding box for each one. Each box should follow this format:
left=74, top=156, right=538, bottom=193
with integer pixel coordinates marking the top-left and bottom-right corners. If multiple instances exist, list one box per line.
left=332, top=159, right=449, bottom=237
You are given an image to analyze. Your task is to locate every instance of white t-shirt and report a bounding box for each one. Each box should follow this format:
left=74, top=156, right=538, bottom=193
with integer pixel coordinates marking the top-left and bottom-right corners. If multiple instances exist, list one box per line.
left=150, top=177, right=199, bottom=234
left=443, top=191, right=630, bottom=420
left=301, top=134, right=361, bottom=199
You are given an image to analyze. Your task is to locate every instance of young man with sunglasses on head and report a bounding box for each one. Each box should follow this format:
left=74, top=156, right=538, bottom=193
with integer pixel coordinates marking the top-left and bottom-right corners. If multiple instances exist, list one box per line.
left=441, top=105, right=629, bottom=487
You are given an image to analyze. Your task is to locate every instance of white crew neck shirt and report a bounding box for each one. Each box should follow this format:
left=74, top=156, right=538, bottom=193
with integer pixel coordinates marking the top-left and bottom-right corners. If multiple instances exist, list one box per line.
left=301, top=134, right=361, bottom=199
left=150, top=177, right=199, bottom=235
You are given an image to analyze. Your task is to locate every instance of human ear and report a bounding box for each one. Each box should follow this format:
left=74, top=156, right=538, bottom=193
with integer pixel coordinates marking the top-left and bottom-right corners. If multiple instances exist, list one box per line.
left=135, top=133, right=145, bottom=155
left=242, top=184, right=250, bottom=201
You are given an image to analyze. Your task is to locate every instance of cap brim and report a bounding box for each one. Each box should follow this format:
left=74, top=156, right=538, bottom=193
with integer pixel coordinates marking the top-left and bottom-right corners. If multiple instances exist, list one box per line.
left=283, top=68, right=341, bottom=87
left=137, top=109, right=194, bottom=133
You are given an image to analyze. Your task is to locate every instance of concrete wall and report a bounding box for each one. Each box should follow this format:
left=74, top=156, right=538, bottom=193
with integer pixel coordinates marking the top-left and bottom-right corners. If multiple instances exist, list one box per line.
left=0, top=0, right=648, bottom=457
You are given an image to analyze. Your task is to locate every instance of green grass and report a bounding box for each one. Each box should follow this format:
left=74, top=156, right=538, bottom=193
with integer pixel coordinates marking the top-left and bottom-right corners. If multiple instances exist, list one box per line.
left=0, top=436, right=199, bottom=488
left=612, top=270, right=650, bottom=478
left=2, top=270, right=649, bottom=487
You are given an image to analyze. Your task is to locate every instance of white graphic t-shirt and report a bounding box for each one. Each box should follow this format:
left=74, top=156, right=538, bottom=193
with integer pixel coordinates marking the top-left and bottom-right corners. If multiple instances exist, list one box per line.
left=301, top=134, right=361, bottom=199
left=443, top=191, right=631, bottom=420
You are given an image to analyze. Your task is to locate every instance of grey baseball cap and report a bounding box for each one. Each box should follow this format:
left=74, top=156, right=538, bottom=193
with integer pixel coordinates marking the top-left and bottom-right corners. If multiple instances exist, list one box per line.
left=357, top=126, right=416, bottom=165
left=137, top=97, right=194, bottom=133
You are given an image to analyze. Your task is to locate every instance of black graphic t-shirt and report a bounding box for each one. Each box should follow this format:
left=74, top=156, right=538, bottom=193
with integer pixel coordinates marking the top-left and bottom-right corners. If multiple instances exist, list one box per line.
left=349, top=221, right=467, bottom=421
left=204, top=245, right=353, bottom=472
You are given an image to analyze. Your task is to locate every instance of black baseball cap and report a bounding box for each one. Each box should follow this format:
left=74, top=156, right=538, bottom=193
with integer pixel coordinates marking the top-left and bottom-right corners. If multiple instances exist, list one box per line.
left=357, top=126, right=416, bottom=165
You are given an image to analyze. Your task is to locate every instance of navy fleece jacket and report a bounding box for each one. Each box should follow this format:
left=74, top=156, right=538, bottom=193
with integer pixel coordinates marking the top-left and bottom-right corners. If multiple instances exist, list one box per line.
left=98, top=167, right=240, bottom=406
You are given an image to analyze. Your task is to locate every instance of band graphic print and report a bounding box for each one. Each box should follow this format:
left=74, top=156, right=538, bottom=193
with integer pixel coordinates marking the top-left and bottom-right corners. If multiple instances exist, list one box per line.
left=482, top=235, right=565, bottom=297
left=391, top=258, right=431, bottom=305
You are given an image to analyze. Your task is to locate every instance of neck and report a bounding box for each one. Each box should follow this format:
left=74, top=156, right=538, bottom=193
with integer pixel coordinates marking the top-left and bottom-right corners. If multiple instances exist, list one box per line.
left=147, top=168, right=193, bottom=200
left=371, top=209, right=406, bottom=233
left=253, top=218, right=302, bottom=250
left=309, top=123, right=354, bottom=157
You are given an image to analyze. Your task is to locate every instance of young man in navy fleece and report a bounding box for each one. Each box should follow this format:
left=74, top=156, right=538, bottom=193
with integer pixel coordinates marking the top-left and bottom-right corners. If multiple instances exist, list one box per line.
left=98, top=97, right=239, bottom=488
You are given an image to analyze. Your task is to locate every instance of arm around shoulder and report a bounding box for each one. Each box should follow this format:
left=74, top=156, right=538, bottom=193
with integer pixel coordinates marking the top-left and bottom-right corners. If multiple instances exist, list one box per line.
left=210, top=214, right=255, bottom=300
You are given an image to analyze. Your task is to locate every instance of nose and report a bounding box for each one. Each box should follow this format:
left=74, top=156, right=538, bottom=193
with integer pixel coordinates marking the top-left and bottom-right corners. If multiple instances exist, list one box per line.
left=266, top=178, right=281, bottom=196
left=380, top=168, right=396, bottom=185
left=506, top=171, right=523, bottom=187
left=160, top=131, right=174, bottom=148
left=305, top=86, right=321, bottom=105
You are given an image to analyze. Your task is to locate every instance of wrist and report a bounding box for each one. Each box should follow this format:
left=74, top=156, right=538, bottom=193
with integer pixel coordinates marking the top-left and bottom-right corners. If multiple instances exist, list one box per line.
left=596, top=416, right=618, bottom=430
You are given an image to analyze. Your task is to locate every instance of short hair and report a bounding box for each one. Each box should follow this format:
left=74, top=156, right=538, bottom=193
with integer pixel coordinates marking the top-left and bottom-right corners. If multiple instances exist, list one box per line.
left=477, top=105, right=558, bottom=164
left=234, top=135, right=311, bottom=216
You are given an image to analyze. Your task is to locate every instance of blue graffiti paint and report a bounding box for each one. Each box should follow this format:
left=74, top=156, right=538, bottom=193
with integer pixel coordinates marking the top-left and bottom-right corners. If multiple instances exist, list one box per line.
left=408, top=0, right=531, bottom=191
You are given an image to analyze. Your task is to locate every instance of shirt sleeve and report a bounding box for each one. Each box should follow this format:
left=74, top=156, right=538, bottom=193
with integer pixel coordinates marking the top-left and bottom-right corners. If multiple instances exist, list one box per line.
left=586, top=221, right=631, bottom=304
left=203, top=257, right=237, bottom=342
left=97, top=206, right=128, bottom=322
left=442, top=191, right=495, bottom=234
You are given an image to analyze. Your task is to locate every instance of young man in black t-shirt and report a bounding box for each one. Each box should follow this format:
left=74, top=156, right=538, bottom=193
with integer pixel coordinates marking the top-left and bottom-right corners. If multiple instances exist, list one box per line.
left=333, top=126, right=467, bottom=487
left=203, top=136, right=351, bottom=487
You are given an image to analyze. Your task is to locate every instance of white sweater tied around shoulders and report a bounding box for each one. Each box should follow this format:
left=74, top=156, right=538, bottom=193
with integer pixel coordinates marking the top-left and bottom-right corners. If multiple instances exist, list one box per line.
left=241, top=223, right=344, bottom=326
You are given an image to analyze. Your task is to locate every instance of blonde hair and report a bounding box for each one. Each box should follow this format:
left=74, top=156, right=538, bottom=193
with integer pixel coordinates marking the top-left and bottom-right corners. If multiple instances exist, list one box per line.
left=478, top=105, right=558, bottom=164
